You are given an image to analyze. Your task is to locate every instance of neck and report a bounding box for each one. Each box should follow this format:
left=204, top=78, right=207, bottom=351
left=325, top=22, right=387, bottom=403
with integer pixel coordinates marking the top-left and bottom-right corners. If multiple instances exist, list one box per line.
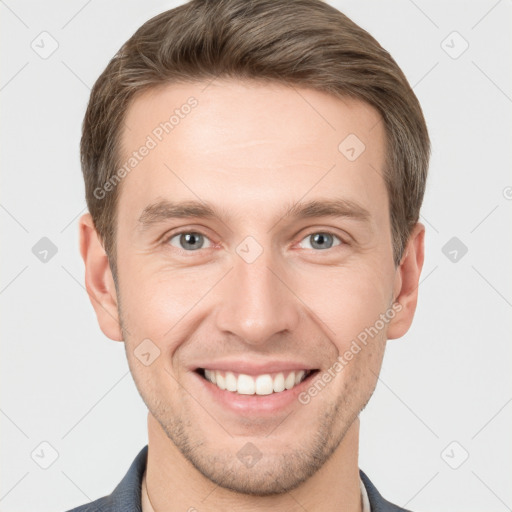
left=145, top=413, right=362, bottom=512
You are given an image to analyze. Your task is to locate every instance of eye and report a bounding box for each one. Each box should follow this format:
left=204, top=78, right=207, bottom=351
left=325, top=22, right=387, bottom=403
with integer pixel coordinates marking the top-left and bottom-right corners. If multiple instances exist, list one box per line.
left=299, top=232, right=342, bottom=251
left=164, top=230, right=343, bottom=253
left=166, top=231, right=213, bottom=251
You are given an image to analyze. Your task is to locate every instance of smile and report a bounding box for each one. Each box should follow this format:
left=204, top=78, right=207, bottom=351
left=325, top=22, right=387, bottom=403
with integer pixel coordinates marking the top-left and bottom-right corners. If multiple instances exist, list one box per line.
left=196, top=368, right=318, bottom=395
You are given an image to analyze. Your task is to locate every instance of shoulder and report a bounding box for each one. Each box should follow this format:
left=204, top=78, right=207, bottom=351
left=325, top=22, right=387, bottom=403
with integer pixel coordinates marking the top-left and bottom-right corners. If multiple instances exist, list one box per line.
left=64, top=445, right=148, bottom=512
left=360, top=470, right=414, bottom=512
left=65, top=496, right=111, bottom=512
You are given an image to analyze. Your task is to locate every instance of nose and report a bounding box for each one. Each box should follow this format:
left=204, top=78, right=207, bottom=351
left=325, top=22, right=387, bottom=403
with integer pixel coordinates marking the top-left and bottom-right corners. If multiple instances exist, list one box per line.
left=214, top=248, right=301, bottom=346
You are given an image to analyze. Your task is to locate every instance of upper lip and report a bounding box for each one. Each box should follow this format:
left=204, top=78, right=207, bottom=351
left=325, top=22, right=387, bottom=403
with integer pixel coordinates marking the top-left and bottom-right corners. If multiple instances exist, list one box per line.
left=192, top=359, right=318, bottom=376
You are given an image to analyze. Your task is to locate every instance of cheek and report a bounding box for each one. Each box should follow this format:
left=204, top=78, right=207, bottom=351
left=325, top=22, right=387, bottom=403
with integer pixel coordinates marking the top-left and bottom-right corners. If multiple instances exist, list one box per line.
left=298, top=264, right=393, bottom=345
left=117, top=264, right=216, bottom=354
left=119, top=275, right=186, bottom=399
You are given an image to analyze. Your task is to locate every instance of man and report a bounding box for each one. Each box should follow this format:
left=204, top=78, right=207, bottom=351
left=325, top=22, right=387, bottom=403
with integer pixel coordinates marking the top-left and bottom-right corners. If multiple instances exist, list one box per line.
left=70, top=0, right=429, bottom=510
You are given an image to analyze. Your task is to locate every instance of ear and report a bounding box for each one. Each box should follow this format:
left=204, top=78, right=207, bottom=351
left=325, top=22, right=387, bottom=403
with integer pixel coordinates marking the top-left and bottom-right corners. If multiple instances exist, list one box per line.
left=79, top=213, right=123, bottom=341
left=387, top=222, right=425, bottom=340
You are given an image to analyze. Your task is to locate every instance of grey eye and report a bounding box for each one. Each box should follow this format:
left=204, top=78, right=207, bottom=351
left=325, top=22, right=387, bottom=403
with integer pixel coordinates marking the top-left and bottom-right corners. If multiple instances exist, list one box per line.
left=168, top=232, right=212, bottom=251
left=300, top=232, right=341, bottom=250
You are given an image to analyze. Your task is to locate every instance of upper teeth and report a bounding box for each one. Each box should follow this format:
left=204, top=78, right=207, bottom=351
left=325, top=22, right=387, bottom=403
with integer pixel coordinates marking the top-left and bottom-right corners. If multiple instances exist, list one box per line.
left=203, top=369, right=309, bottom=395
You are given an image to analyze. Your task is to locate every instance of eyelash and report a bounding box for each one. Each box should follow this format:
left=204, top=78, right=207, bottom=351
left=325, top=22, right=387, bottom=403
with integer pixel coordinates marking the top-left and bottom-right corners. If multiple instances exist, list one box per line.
left=162, top=229, right=346, bottom=255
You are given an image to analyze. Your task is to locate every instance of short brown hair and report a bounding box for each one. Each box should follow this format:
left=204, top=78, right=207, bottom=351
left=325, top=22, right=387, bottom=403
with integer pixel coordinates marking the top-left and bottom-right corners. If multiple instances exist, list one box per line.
left=81, top=0, right=430, bottom=280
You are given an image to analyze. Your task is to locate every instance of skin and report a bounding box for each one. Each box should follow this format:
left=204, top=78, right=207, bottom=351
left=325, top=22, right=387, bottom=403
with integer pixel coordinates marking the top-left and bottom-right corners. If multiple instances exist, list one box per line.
left=79, top=79, right=424, bottom=512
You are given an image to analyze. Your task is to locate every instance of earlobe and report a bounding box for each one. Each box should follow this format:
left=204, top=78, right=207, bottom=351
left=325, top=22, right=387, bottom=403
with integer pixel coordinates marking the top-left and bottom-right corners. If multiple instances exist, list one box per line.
left=79, top=213, right=123, bottom=342
left=387, top=222, right=425, bottom=340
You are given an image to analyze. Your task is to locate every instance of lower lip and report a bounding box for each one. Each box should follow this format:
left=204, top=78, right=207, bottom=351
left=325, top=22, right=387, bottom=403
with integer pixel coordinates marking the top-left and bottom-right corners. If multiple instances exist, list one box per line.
left=193, top=371, right=318, bottom=415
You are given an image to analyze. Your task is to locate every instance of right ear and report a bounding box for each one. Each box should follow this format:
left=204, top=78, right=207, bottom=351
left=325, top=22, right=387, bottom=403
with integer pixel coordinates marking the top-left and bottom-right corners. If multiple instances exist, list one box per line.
left=79, top=213, right=123, bottom=341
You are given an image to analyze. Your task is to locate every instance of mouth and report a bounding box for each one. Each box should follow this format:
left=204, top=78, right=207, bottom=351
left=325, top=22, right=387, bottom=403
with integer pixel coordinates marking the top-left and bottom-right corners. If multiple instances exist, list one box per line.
left=195, top=368, right=320, bottom=396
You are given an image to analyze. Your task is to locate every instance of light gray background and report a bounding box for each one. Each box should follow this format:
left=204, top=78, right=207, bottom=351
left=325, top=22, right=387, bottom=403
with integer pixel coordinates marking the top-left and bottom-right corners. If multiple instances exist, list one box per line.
left=1, top=1, right=511, bottom=511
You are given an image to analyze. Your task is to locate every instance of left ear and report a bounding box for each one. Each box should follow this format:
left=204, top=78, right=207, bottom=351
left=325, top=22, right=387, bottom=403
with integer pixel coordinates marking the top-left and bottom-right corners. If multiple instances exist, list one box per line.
left=387, top=222, right=425, bottom=340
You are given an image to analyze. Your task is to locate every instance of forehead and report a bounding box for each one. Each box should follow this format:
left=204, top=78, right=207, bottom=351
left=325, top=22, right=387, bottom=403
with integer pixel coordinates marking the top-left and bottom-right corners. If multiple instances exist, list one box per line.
left=118, top=79, right=388, bottom=226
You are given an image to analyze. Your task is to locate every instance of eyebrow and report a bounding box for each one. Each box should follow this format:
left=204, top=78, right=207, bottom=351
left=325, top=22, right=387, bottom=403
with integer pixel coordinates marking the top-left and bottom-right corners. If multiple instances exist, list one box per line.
left=137, top=197, right=371, bottom=230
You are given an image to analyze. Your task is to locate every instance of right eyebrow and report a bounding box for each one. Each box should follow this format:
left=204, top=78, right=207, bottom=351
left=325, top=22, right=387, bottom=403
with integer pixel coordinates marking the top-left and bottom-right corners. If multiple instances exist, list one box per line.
left=137, top=200, right=219, bottom=231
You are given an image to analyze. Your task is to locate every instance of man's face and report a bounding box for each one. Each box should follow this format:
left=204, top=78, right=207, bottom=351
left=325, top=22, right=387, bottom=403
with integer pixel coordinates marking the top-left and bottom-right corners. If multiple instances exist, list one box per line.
left=111, top=80, right=401, bottom=494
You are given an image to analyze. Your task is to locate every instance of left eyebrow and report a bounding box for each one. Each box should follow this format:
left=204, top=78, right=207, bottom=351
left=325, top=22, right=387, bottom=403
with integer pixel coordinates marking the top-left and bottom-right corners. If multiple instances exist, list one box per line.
left=137, top=197, right=372, bottom=231
left=281, top=198, right=371, bottom=223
